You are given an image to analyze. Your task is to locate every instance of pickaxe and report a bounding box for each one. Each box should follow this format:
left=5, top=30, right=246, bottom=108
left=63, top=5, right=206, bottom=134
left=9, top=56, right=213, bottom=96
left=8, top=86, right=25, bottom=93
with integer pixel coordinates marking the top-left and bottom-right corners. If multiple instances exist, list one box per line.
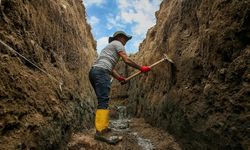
left=124, top=54, right=173, bottom=82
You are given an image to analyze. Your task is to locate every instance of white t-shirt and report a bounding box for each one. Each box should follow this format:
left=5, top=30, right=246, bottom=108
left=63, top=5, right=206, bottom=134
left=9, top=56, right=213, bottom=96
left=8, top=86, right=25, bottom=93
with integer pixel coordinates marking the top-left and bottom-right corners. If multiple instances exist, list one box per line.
left=93, top=40, right=125, bottom=72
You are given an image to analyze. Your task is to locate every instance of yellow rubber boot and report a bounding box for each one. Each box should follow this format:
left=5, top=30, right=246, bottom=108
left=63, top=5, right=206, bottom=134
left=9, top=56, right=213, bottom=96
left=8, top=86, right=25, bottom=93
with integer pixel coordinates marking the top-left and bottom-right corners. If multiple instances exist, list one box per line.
left=94, top=109, right=122, bottom=145
left=95, top=109, right=109, bottom=133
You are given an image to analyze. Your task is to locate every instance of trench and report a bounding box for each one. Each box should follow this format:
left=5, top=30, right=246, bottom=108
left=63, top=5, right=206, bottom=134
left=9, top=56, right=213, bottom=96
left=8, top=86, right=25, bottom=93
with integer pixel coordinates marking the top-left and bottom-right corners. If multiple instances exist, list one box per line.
left=1, top=0, right=248, bottom=149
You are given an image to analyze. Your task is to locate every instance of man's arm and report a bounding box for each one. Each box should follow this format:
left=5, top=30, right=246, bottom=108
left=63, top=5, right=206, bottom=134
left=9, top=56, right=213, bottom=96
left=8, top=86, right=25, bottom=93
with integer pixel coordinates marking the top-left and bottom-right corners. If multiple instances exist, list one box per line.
left=118, top=51, right=141, bottom=70
left=111, top=69, right=126, bottom=83
left=111, top=69, right=123, bottom=79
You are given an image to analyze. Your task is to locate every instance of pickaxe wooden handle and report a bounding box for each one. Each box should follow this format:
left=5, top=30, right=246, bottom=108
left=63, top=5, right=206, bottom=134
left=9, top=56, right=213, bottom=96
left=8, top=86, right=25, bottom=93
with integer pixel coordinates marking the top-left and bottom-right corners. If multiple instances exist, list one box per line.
left=124, top=54, right=173, bottom=82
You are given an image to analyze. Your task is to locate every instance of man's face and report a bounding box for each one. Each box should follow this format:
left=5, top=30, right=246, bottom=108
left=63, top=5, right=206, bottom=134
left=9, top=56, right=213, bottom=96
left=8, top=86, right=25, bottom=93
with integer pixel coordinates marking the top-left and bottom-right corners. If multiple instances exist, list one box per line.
left=120, top=35, right=128, bottom=45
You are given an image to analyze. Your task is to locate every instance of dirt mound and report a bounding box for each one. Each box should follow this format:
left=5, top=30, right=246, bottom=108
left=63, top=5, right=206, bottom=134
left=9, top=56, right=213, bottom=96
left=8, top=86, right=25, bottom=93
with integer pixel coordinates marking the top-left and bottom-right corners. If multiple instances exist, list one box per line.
left=112, top=0, right=250, bottom=149
left=0, top=0, right=96, bottom=149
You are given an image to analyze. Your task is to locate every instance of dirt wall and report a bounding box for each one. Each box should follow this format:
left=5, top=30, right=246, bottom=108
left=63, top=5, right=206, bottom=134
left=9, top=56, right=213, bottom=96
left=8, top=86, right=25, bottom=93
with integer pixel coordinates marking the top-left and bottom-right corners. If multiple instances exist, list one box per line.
left=0, top=0, right=96, bottom=149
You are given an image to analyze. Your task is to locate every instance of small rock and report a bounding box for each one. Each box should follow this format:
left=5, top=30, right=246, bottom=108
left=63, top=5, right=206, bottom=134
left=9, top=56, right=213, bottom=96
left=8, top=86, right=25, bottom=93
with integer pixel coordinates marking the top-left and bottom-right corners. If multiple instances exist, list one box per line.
left=1, top=54, right=10, bottom=61
left=62, top=4, right=67, bottom=9
left=203, top=83, right=212, bottom=95
left=230, top=127, right=237, bottom=131
left=219, top=68, right=226, bottom=75
left=30, top=40, right=35, bottom=45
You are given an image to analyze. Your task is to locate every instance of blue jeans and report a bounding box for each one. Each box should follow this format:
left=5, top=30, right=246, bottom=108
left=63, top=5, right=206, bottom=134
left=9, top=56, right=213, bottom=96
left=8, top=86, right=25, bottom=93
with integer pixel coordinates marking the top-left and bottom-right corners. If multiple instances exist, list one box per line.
left=89, top=67, right=111, bottom=109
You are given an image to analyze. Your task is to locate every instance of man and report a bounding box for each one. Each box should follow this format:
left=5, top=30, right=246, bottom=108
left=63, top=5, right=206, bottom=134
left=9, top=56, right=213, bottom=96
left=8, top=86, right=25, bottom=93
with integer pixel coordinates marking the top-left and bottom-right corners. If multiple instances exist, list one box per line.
left=89, top=31, right=150, bottom=144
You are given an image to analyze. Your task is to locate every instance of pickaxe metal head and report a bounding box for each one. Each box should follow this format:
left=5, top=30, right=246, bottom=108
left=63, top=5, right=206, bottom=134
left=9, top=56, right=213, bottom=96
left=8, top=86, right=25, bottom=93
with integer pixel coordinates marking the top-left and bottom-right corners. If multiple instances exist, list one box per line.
left=163, top=54, right=174, bottom=63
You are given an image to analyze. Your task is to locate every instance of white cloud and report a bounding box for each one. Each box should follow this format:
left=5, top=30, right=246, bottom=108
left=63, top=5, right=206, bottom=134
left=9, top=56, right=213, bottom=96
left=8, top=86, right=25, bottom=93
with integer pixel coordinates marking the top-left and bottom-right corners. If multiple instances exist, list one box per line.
left=83, top=0, right=106, bottom=7
left=106, top=14, right=125, bottom=30
left=117, top=0, right=162, bottom=36
left=96, top=37, right=109, bottom=54
left=88, top=16, right=100, bottom=26
left=106, top=0, right=162, bottom=36
left=103, top=0, right=162, bottom=53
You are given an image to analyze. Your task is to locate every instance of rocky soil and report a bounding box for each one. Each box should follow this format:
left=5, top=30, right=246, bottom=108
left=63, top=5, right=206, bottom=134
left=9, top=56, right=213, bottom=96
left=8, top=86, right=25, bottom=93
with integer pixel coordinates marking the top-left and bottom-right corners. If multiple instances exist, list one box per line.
left=0, top=0, right=96, bottom=149
left=113, top=0, right=250, bottom=149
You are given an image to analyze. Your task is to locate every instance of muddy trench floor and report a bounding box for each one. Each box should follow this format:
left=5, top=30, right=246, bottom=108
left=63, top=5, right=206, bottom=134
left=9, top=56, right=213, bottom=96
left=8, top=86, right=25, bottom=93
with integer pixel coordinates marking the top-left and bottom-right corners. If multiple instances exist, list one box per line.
left=67, top=118, right=181, bottom=150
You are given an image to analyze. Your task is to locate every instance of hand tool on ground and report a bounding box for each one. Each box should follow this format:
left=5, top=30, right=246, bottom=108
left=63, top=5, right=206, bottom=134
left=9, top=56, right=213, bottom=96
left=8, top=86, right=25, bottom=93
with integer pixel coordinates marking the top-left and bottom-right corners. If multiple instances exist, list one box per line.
left=124, top=54, right=173, bottom=82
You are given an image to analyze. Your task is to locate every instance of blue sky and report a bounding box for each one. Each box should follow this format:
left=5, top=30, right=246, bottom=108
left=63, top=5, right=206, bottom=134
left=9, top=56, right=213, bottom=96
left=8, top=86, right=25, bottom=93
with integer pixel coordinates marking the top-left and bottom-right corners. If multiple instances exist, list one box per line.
left=82, top=0, right=162, bottom=54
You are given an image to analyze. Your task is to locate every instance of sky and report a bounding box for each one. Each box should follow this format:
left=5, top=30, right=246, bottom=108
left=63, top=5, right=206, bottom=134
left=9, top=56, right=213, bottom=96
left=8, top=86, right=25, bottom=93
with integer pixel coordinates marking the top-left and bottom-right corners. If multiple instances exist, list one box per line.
left=82, top=0, right=162, bottom=54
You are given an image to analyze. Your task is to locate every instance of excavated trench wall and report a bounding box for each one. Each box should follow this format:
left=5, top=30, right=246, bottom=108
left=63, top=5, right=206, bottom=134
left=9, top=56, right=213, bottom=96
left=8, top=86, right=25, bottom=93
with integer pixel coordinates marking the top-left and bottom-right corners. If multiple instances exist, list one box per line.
left=113, top=0, right=250, bottom=149
left=0, top=0, right=96, bottom=149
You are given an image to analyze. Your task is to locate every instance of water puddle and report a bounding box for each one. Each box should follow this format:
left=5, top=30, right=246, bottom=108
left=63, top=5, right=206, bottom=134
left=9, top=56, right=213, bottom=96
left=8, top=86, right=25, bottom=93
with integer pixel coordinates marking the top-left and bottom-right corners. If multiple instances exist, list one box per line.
left=110, top=106, right=130, bottom=132
left=130, top=132, right=155, bottom=150
left=110, top=106, right=155, bottom=150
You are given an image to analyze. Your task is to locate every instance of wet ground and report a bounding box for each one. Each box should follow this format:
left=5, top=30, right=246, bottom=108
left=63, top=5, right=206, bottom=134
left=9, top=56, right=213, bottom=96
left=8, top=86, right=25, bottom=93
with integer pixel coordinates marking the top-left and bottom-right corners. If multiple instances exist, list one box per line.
left=67, top=106, right=181, bottom=150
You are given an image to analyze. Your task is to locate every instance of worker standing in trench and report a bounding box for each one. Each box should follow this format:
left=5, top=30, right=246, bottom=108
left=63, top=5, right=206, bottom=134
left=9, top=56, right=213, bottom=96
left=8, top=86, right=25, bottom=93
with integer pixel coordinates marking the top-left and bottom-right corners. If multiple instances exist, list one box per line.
left=89, top=31, right=151, bottom=144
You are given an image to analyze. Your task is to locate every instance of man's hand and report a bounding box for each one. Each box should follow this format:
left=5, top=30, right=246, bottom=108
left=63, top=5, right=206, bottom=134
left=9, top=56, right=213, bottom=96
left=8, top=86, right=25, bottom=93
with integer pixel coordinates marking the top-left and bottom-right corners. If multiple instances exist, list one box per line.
left=111, top=69, right=127, bottom=85
left=120, top=80, right=127, bottom=85
left=116, top=76, right=127, bottom=85
left=140, top=66, right=151, bottom=73
left=116, top=76, right=125, bottom=81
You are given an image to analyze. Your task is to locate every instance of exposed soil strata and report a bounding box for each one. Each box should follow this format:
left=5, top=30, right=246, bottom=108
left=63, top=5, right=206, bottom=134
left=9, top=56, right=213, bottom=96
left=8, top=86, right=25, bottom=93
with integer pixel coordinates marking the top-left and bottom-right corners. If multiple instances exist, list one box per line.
left=0, top=0, right=96, bottom=149
left=112, top=0, right=250, bottom=149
